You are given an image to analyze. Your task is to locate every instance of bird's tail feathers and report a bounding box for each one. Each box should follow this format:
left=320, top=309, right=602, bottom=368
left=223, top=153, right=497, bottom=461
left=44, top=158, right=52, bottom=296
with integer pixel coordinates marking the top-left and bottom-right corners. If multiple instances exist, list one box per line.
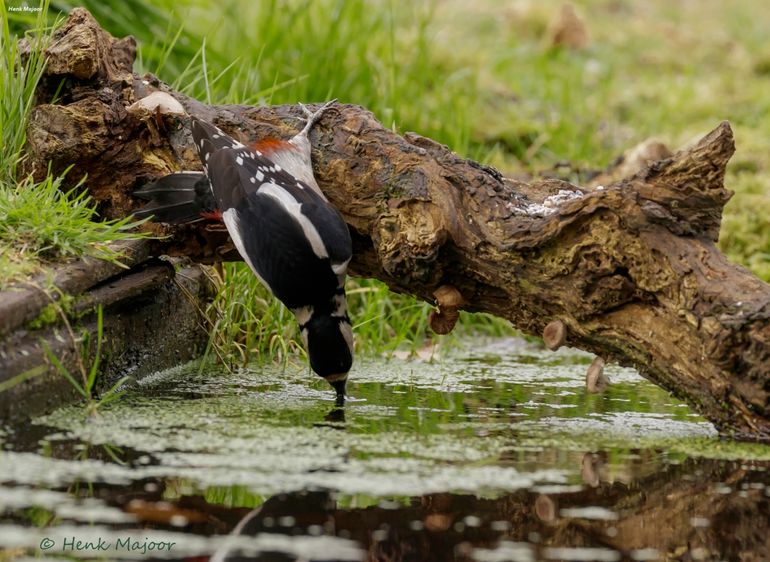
left=133, top=172, right=216, bottom=223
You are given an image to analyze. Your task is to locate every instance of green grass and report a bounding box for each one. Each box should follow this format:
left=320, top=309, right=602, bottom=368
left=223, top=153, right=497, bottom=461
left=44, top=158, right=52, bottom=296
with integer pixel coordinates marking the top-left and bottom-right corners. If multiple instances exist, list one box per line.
left=43, top=305, right=130, bottom=417
left=0, top=172, right=152, bottom=285
left=0, top=1, right=150, bottom=289
left=203, top=263, right=306, bottom=370
left=5, top=0, right=770, bottom=367
left=203, top=265, right=469, bottom=369
left=1, top=0, right=49, bottom=184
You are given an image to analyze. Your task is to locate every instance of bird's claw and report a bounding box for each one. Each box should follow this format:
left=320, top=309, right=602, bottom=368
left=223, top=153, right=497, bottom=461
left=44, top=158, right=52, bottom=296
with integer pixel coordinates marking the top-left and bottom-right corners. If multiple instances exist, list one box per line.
left=297, top=99, right=338, bottom=135
left=298, top=101, right=313, bottom=120
left=300, top=98, right=337, bottom=119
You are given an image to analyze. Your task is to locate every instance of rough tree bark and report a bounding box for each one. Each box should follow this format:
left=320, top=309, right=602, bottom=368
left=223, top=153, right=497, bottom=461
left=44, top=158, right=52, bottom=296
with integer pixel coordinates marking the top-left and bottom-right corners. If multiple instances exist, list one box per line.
left=23, top=9, right=770, bottom=439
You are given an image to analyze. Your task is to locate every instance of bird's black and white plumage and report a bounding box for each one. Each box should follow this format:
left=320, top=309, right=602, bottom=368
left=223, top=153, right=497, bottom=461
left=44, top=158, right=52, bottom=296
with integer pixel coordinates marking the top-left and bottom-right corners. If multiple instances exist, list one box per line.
left=135, top=102, right=353, bottom=398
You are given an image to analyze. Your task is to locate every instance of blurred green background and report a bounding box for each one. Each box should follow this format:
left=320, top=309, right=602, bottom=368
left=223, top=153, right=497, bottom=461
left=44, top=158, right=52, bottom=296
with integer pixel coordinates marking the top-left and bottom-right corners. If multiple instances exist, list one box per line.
left=18, top=0, right=767, bottom=277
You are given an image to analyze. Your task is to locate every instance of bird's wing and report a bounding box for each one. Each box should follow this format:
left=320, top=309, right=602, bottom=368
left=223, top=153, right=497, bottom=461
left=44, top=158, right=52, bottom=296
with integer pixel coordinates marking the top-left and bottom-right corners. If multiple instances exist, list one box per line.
left=204, top=147, right=351, bottom=307
left=228, top=193, right=342, bottom=308
left=206, top=144, right=352, bottom=259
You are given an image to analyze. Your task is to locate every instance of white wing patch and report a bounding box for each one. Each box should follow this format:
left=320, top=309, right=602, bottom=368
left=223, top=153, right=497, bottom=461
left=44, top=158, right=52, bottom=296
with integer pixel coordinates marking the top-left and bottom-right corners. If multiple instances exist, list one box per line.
left=331, top=257, right=350, bottom=276
left=208, top=122, right=245, bottom=148
left=222, top=209, right=270, bottom=288
left=258, top=182, right=329, bottom=259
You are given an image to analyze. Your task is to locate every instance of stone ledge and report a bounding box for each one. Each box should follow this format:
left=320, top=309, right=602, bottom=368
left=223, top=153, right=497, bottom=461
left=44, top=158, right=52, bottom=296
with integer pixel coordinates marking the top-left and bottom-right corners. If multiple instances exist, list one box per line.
left=0, top=260, right=214, bottom=421
left=0, top=239, right=151, bottom=338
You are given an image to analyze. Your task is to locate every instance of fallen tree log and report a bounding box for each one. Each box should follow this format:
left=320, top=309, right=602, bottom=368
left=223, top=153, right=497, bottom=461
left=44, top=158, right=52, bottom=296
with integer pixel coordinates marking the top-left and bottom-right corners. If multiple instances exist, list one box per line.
left=23, top=8, right=770, bottom=439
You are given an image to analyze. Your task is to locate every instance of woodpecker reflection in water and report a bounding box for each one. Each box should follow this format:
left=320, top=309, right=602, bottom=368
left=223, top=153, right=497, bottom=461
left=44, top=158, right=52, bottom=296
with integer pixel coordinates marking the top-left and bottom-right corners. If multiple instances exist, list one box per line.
left=135, top=101, right=353, bottom=400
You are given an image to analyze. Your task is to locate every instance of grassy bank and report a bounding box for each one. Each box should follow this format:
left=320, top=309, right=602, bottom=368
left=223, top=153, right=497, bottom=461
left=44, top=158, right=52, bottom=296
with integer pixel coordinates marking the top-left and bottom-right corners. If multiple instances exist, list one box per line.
left=3, top=0, right=769, bottom=366
left=0, top=1, right=149, bottom=288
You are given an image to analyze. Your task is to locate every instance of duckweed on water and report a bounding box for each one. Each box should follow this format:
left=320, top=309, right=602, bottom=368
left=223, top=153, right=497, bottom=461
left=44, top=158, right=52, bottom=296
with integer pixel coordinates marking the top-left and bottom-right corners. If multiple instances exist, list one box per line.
left=4, top=338, right=770, bottom=560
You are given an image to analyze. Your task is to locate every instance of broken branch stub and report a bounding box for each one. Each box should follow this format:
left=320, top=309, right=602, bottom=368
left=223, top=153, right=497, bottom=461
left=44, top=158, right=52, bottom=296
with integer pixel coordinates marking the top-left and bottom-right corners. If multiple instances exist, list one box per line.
left=429, top=285, right=464, bottom=335
left=585, top=357, right=609, bottom=394
left=543, top=320, right=567, bottom=351
left=23, top=8, right=770, bottom=440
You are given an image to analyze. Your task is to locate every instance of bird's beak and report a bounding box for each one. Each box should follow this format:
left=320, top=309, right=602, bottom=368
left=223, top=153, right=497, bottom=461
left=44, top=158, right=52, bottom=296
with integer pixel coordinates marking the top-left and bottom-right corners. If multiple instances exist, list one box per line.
left=329, top=377, right=347, bottom=406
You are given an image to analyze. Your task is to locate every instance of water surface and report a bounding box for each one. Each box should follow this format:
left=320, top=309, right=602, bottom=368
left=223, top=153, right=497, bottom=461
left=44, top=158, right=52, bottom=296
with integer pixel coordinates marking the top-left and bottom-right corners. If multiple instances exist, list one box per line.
left=2, top=338, right=770, bottom=561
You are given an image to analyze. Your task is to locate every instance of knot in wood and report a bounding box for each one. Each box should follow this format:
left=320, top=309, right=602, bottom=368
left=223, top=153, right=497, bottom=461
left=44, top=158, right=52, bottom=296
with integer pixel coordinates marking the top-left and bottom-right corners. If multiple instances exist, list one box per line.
left=543, top=320, right=567, bottom=350
left=373, top=202, right=447, bottom=283
left=429, top=285, right=464, bottom=335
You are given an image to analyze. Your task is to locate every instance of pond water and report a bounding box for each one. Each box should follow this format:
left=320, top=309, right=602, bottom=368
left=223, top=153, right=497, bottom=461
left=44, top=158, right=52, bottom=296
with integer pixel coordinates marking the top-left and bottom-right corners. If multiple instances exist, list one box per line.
left=2, top=338, right=770, bottom=561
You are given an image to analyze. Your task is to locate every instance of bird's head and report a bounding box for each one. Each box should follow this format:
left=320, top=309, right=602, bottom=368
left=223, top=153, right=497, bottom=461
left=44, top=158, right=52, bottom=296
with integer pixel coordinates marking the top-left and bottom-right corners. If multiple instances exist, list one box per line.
left=299, top=312, right=354, bottom=400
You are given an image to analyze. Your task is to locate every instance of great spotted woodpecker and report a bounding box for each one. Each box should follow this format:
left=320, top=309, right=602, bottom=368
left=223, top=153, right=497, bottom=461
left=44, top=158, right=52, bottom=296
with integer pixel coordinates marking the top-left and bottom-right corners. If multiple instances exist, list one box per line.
left=135, top=101, right=353, bottom=400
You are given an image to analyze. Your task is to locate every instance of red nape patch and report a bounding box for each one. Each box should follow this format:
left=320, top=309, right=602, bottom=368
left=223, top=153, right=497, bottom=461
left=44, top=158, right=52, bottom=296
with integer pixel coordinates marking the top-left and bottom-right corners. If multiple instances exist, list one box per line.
left=249, top=137, right=297, bottom=156
left=200, top=209, right=223, bottom=221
